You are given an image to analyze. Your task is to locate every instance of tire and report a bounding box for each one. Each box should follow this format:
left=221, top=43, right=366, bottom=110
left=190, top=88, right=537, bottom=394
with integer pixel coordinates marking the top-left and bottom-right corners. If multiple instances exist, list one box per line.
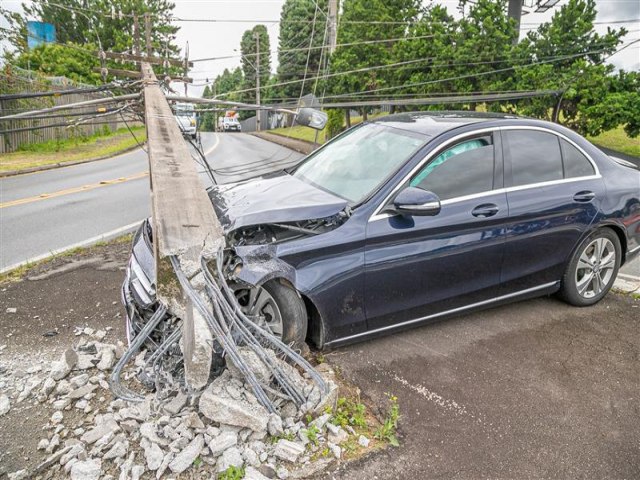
left=234, top=280, right=308, bottom=348
left=559, top=228, right=621, bottom=306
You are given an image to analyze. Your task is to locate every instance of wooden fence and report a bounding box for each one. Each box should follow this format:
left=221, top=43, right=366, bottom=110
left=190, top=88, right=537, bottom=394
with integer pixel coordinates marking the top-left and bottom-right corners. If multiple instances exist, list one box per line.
left=0, top=70, right=128, bottom=154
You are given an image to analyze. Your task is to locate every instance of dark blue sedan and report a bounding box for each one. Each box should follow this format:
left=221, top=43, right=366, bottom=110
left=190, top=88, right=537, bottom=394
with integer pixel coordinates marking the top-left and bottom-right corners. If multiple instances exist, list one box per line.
left=124, top=112, right=640, bottom=349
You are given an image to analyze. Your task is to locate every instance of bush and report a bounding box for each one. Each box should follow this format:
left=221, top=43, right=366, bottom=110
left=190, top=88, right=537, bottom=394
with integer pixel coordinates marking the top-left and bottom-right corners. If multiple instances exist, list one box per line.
left=325, top=109, right=345, bottom=140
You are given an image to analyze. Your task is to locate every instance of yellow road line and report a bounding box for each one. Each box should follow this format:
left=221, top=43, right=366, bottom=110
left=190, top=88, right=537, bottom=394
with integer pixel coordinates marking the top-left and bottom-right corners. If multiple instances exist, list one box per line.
left=0, top=171, right=149, bottom=209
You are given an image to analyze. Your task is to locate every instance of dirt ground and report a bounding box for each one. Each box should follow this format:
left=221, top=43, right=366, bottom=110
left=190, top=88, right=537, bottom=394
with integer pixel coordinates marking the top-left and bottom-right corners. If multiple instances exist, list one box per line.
left=1, top=241, right=639, bottom=478
left=0, top=242, right=128, bottom=475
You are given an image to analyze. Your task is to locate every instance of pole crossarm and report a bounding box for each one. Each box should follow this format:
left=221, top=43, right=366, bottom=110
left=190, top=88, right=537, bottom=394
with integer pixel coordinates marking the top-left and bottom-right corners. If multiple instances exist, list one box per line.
left=99, top=51, right=193, bottom=68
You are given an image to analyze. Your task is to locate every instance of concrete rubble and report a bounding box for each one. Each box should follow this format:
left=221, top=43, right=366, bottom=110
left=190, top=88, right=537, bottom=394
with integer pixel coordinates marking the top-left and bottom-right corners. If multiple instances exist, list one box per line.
left=0, top=327, right=374, bottom=479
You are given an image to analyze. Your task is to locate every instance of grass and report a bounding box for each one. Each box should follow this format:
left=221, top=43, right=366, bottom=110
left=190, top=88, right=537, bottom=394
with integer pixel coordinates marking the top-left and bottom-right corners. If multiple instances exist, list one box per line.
left=268, top=111, right=388, bottom=145
left=587, top=126, right=640, bottom=158
left=217, top=466, right=244, bottom=480
left=0, top=126, right=146, bottom=173
left=374, top=393, right=401, bottom=447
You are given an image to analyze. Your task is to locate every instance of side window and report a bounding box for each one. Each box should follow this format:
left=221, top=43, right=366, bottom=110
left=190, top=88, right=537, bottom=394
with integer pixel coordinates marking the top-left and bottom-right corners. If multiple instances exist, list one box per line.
left=505, top=130, right=563, bottom=187
left=409, top=136, right=495, bottom=201
left=561, top=139, right=595, bottom=178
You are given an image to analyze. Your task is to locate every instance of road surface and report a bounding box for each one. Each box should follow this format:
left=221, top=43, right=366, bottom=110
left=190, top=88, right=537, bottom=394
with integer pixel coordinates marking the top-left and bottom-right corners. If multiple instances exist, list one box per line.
left=0, top=132, right=637, bottom=284
left=0, top=132, right=303, bottom=271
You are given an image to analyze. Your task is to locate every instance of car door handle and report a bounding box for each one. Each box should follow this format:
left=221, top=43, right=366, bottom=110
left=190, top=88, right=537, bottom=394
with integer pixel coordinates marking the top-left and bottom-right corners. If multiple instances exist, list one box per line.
left=573, top=191, right=596, bottom=203
left=471, top=203, right=499, bottom=218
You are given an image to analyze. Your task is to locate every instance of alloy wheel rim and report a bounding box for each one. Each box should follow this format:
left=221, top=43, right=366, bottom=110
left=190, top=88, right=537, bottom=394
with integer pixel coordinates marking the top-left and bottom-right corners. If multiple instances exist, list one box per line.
left=235, top=287, right=284, bottom=338
left=575, top=237, right=616, bottom=299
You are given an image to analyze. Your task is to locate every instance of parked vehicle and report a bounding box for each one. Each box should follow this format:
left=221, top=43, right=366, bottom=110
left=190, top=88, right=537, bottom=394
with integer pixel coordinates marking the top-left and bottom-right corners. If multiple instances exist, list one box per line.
left=220, top=116, right=241, bottom=132
left=173, top=102, right=197, bottom=139
left=123, top=112, right=640, bottom=349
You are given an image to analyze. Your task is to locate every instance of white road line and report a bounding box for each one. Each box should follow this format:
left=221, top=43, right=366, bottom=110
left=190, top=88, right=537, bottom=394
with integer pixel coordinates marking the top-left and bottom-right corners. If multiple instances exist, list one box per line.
left=0, top=221, right=142, bottom=274
left=204, top=132, right=220, bottom=156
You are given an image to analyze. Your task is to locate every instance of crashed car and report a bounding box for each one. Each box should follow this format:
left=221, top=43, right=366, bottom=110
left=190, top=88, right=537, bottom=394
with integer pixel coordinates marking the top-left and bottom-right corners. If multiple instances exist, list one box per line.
left=123, top=112, right=640, bottom=350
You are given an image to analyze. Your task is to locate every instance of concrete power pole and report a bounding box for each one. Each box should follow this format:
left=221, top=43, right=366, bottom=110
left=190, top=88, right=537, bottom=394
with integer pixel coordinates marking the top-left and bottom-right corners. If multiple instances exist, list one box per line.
left=133, top=15, right=140, bottom=61
left=144, top=12, right=152, bottom=57
left=508, top=0, right=523, bottom=41
left=328, top=0, right=338, bottom=54
left=255, top=32, right=261, bottom=132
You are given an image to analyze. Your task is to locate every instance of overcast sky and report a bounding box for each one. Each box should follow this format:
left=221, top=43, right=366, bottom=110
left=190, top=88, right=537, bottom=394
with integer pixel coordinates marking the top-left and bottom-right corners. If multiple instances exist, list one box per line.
left=2, top=0, right=638, bottom=97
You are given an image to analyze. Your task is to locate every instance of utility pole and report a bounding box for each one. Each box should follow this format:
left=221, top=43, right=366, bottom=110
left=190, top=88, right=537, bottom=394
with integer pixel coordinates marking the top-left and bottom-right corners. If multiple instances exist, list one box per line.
left=328, top=0, right=338, bottom=54
left=507, top=0, right=523, bottom=42
left=255, top=32, right=261, bottom=132
left=133, top=15, right=140, bottom=62
left=144, top=12, right=152, bottom=57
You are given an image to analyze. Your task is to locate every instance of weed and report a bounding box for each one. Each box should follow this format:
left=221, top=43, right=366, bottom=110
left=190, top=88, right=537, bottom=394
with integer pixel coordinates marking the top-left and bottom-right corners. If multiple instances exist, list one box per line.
left=218, top=466, right=245, bottom=480
left=193, top=456, right=203, bottom=468
left=316, top=353, right=326, bottom=364
left=375, top=393, right=400, bottom=447
left=305, top=424, right=320, bottom=446
left=269, top=431, right=296, bottom=444
left=332, top=396, right=367, bottom=429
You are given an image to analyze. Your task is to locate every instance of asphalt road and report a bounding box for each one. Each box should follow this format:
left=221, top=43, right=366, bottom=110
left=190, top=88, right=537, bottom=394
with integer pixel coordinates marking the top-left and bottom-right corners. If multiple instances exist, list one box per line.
left=0, top=132, right=303, bottom=271
left=328, top=293, right=640, bottom=479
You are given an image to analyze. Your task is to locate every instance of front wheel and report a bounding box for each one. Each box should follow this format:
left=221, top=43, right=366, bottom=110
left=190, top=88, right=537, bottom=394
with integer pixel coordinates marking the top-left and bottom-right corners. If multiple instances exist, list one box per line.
left=234, top=280, right=307, bottom=348
left=559, top=228, right=621, bottom=306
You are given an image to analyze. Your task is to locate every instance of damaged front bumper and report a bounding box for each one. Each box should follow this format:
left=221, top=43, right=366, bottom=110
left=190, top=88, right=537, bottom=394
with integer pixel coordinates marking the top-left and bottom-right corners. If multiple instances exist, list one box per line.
left=121, top=220, right=170, bottom=346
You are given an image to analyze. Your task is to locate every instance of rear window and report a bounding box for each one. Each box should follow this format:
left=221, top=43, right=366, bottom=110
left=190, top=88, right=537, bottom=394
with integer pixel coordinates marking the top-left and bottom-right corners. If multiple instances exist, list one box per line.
left=505, top=130, right=563, bottom=187
left=561, top=139, right=595, bottom=177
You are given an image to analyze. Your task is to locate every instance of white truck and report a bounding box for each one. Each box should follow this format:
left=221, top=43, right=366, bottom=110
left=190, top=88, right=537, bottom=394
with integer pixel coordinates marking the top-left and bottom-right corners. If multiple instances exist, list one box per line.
left=173, top=102, right=197, bottom=139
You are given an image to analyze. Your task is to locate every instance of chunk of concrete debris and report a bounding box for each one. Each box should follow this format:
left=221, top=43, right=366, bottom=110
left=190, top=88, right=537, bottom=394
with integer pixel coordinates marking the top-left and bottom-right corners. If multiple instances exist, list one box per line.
left=97, top=348, right=115, bottom=371
left=143, top=440, right=165, bottom=471
left=227, top=347, right=272, bottom=384
left=81, top=419, right=120, bottom=445
left=217, top=446, right=244, bottom=472
left=68, top=383, right=97, bottom=400
left=208, top=430, right=238, bottom=456
left=358, top=435, right=370, bottom=448
left=329, top=443, right=342, bottom=459
left=51, top=349, right=78, bottom=380
left=199, top=378, right=268, bottom=433
left=273, top=439, right=305, bottom=463
left=163, top=392, right=188, bottom=415
left=70, top=459, right=101, bottom=480
left=267, top=413, right=284, bottom=437
left=168, top=434, right=204, bottom=474
left=130, top=465, right=145, bottom=480
left=41, top=377, right=56, bottom=397
left=103, top=440, right=128, bottom=460
left=51, top=411, right=64, bottom=424
left=244, top=466, right=271, bottom=480
left=5, top=307, right=17, bottom=314
left=0, top=394, right=10, bottom=416
left=7, top=470, right=27, bottom=480
left=326, top=423, right=348, bottom=444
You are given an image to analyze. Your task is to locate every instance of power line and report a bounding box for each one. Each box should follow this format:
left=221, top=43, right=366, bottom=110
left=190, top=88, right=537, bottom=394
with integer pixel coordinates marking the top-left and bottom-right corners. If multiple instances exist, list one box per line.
left=213, top=46, right=621, bottom=96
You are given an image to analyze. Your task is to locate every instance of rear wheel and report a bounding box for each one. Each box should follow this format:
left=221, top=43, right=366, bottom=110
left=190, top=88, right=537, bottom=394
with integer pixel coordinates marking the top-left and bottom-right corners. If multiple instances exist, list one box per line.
left=559, top=228, right=621, bottom=306
left=234, top=280, right=307, bottom=347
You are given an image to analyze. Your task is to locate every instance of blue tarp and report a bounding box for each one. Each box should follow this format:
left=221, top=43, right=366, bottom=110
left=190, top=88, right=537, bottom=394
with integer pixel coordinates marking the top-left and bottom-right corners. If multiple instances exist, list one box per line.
left=27, top=21, right=56, bottom=50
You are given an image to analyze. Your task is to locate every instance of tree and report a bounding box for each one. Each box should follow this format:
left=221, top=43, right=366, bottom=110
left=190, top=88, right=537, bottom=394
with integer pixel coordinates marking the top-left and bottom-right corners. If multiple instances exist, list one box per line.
left=13, top=42, right=101, bottom=84
left=328, top=0, right=420, bottom=116
left=239, top=25, right=271, bottom=108
left=275, top=0, right=328, bottom=102
left=505, top=0, right=626, bottom=135
left=7, top=0, right=179, bottom=57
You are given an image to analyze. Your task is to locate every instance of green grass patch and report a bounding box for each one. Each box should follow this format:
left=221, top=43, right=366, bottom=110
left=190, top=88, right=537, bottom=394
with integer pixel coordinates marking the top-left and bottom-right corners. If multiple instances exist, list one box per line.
left=217, top=465, right=244, bottom=480
left=374, top=393, right=400, bottom=447
left=1, top=126, right=146, bottom=172
left=587, top=126, right=639, bottom=157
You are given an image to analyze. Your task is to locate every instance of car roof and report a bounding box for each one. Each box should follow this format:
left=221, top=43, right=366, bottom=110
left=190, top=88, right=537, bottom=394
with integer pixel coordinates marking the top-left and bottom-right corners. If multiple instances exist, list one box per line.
left=372, top=111, right=523, bottom=137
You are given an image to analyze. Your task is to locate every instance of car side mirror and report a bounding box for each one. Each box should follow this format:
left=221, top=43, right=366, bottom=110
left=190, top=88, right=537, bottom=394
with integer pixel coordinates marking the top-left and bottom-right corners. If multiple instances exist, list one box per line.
left=392, top=187, right=441, bottom=216
left=296, top=108, right=328, bottom=130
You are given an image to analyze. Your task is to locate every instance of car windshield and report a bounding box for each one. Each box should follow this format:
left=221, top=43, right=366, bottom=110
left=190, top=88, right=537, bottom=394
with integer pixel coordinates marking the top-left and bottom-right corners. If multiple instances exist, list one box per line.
left=292, top=123, right=427, bottom=204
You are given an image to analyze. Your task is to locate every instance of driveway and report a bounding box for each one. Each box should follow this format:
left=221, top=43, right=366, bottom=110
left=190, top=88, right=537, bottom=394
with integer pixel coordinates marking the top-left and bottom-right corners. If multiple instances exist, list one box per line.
left=327, top=293, right=640, bottom=479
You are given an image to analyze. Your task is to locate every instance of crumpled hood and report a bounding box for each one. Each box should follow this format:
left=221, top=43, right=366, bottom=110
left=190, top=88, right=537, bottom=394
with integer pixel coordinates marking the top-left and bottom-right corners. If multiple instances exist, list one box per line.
left=208, top=172, right=348, bottom=232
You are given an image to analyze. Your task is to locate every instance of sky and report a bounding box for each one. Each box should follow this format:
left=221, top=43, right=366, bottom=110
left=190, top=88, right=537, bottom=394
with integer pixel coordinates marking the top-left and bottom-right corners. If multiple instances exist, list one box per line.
left=1, top=0, right=638, bottom=97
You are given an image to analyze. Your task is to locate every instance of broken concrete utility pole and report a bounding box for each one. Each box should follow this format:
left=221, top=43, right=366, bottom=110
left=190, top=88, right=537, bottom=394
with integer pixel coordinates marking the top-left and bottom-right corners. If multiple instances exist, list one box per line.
left=141, top=62, right=222, bottom=389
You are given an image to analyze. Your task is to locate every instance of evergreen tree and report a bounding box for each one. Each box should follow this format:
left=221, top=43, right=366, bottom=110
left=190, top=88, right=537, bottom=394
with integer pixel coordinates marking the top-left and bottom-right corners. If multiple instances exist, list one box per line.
left=275, top=0, right=328, bottom=102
